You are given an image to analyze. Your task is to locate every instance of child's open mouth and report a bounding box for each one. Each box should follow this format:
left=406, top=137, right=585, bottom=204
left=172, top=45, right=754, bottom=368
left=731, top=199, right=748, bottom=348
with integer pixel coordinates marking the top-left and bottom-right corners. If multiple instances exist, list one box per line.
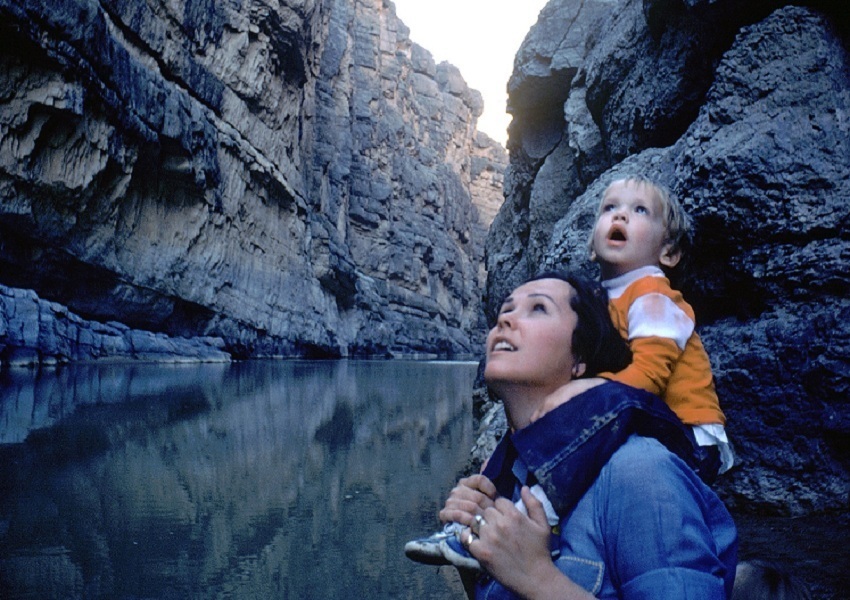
left=607, top=226, right=627, bottom=243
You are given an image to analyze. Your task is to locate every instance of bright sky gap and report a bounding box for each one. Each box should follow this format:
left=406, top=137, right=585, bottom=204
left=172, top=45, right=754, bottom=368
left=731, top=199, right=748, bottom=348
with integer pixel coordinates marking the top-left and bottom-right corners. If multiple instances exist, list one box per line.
left=391, top=0, right=550, bottom=146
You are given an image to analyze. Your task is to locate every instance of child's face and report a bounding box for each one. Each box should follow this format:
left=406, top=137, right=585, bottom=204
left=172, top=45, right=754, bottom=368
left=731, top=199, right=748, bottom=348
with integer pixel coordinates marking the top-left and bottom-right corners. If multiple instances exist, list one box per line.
left=590, top=180, right=678, bottom=279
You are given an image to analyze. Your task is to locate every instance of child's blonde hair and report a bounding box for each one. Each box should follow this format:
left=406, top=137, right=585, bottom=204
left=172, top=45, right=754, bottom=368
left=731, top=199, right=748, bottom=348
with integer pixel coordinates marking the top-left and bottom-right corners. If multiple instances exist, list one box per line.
left=592, top=175, right=692, bottom=260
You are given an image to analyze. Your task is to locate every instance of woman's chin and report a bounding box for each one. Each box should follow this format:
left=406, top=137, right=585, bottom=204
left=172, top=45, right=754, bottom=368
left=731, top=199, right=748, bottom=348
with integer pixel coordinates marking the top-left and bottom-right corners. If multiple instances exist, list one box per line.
left=483, top=371, right=527, bottom=397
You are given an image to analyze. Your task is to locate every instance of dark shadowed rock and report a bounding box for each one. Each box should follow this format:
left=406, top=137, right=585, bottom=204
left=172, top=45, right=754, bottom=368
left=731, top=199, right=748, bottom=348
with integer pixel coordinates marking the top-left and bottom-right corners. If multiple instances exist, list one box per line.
left=0, top=284, right=229, bottom=365
left=482, top=1, right=850, bottom=516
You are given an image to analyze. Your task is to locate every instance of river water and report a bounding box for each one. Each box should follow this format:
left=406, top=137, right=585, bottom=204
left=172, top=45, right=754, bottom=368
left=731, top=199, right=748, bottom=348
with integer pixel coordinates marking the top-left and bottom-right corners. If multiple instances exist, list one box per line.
left=0, top=360, right=477, bottom=599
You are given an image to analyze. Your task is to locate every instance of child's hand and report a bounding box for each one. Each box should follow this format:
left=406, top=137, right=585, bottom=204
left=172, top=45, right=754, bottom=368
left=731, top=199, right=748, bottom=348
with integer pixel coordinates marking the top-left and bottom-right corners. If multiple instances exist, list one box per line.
left=530, top=378, right=607, bottom=422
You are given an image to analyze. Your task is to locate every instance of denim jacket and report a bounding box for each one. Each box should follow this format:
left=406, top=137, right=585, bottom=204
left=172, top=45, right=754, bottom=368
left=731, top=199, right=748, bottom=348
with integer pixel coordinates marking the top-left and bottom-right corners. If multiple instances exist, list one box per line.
left=476, top=382, right=738, bottom=599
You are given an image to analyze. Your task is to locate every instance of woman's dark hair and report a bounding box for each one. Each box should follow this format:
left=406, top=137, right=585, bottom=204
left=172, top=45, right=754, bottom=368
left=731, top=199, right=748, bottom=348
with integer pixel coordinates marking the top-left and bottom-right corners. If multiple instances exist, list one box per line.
left=529, top=270, right=631, bottom=377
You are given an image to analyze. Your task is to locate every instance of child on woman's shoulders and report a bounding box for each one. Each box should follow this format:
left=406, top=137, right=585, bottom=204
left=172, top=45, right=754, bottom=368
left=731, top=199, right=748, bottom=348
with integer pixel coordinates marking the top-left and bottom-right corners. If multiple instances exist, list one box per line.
left=405, top=175, right=733, bottom=572
left=535, top=174, right=733, bottom=481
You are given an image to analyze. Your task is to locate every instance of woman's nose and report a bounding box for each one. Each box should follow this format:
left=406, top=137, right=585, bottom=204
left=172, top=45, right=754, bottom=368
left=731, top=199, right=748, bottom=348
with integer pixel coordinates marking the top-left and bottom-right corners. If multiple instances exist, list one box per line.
left=496, top=311, right=514, bottom=328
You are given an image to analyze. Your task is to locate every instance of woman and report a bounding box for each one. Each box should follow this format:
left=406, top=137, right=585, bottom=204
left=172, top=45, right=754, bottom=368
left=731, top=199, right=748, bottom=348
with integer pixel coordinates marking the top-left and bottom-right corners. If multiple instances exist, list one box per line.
left=440, top=272, right=737, bottom=599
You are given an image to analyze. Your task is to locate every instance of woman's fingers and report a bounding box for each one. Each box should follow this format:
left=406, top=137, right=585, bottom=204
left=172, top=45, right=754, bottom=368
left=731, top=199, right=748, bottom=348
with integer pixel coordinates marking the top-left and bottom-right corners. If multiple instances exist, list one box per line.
left=439, top=499, right=483, bottom=525
left=472, top=497, right=553, bottom=582
left=438, top=474, right=498, bottom=525
left=468, top=513, right=490, bottom=537
left=460, top=474, right=498, bottom=500
left=520, top=485, right=550, bottom=528
left=473, top=496, right=581, bottom=598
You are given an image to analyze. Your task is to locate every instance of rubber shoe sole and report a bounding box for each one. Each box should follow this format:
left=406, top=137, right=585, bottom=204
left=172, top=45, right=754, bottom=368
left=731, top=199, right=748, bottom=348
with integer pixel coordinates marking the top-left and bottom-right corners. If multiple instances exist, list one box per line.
left=440, top=535, right=482, bottom=571
left=404, top=533, right=452, bottom=566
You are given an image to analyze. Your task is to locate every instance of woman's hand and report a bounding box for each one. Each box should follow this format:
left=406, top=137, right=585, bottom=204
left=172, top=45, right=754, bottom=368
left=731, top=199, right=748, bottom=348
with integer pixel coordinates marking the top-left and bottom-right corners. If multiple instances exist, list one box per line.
left=438, top=474, right=498, bottom=528
left=469, top=486, right=594, bottom=600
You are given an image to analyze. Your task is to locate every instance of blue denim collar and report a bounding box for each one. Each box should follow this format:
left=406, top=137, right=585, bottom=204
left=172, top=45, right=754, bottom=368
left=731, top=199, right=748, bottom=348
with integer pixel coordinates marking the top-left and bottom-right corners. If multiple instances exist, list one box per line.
left=483, top=382, right=698, bottom=516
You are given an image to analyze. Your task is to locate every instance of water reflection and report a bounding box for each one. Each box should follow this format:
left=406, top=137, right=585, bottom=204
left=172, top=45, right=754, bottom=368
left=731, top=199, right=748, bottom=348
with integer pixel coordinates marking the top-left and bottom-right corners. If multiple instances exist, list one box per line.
left=0, top=360, right=476, bottom=599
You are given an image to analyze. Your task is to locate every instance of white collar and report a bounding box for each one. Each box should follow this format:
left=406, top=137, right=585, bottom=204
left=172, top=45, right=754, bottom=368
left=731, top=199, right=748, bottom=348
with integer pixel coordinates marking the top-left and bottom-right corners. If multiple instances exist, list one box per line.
left=601, top=266, right=664, bottom=299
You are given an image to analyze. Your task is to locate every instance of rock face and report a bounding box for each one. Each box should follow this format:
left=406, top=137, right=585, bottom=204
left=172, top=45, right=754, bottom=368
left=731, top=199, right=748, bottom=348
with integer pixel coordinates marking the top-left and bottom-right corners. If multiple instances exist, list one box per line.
left=0, top=283, right=229, bottom=365
left=484, top=0, right=850, bottom=515
left=0, top=0, right=506, bottom=363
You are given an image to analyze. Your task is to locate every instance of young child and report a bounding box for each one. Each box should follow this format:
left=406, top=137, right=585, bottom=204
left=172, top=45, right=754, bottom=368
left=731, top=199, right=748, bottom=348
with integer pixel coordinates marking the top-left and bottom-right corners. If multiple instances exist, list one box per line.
left=530, top=175, right=732, bottom=474
left=405, top=175, right=732, bottom=571
left=585, top=174, right=733, bottom=478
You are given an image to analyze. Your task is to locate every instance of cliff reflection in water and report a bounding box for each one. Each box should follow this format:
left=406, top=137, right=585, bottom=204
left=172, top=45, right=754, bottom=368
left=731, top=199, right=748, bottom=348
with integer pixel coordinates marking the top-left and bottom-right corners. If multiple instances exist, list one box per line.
left=0, top=360, right=476, bottom=599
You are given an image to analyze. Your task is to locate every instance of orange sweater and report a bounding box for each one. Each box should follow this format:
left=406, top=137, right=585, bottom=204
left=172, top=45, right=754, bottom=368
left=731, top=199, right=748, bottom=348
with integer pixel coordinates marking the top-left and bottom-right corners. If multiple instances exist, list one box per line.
left=598, top=267, right=725, bottom=426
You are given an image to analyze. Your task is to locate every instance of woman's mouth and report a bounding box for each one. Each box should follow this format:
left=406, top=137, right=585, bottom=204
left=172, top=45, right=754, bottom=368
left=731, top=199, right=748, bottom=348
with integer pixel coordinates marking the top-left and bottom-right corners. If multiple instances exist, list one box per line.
left=493, top=341, right=516, bottom=352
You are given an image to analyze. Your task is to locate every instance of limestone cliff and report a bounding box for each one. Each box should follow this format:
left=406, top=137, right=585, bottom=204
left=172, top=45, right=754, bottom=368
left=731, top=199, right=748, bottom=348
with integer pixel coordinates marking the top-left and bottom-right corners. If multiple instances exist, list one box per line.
left=0, top=0, right=506, bottom=363
left=483, top=0, right=849, bottom=515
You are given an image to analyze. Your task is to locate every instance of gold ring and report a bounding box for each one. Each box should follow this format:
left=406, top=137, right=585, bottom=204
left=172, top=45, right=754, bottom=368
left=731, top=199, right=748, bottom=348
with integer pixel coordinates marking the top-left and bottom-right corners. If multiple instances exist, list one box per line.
left=472, top=514, right=486, bottom=535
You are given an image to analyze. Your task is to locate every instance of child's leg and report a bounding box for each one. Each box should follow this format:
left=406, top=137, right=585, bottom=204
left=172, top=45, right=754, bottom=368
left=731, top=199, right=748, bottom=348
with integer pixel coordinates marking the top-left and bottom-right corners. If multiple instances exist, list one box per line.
left=695, top=444, right=721, bottom=485
left=692, top=424, right=736, bottom=484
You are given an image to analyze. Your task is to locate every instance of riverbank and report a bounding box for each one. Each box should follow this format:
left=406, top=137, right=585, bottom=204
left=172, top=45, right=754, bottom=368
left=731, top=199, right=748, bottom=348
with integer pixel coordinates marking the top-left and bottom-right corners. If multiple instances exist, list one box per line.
left=1, top=284, right=230, bottom=367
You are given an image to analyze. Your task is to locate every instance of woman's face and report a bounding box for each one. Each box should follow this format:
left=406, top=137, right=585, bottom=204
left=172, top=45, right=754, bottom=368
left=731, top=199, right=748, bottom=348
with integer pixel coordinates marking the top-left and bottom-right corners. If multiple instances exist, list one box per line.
left=484, top=278, right=578, bottom=394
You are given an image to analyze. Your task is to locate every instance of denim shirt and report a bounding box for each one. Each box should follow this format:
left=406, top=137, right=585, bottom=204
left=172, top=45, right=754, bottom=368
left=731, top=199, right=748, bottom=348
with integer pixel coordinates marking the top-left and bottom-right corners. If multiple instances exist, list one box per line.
left=476, top=382, right=738, bottom=599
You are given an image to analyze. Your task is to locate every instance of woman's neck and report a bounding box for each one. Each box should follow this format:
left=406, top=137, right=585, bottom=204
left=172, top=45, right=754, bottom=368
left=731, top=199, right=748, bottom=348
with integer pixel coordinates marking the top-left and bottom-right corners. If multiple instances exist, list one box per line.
left=498, top=378, right=607, bottom=431
left=497, top=385, right=552, bottom=431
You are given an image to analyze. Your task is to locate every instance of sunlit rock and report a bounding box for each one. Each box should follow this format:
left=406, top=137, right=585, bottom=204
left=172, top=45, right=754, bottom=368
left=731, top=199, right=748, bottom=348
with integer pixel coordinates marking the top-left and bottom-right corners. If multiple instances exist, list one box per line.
left=0, top=0, right=506, bottom=361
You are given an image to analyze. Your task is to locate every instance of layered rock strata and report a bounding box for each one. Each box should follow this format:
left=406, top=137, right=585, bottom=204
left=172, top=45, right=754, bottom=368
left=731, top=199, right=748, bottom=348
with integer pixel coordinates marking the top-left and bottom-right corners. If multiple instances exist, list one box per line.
left=0, top=283, right=229, bottom=365
left=483, top=0, right=850, bottom=515
left=0, top=0, right=506, bottom=363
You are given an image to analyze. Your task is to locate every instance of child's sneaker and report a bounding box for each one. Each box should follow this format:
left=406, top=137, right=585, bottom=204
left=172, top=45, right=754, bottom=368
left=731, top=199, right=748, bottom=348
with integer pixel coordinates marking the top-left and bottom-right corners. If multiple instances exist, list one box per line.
left=439, top=531, right=482, bottom=571
left=404, top=523, right=458, bottom=565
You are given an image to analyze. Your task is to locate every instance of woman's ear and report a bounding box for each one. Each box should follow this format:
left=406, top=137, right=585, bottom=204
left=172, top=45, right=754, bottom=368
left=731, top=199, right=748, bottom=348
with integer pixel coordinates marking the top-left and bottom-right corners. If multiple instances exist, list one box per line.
left=572, top=362, right=587, bottom=379
left=659, top=244, right=681, bottom=269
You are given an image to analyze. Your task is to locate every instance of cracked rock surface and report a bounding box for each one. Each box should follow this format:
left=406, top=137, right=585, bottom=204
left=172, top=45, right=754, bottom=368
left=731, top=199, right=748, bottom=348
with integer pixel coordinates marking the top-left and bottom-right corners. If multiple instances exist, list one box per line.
left=483, top=1, right=850, bottom=517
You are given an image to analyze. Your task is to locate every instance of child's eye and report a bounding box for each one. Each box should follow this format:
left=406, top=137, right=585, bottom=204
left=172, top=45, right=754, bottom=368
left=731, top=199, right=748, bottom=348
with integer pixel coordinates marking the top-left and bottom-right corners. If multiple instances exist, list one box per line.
left=635, top=205, right=649, bottom=214
left=602, top=203, right=616, bottom=212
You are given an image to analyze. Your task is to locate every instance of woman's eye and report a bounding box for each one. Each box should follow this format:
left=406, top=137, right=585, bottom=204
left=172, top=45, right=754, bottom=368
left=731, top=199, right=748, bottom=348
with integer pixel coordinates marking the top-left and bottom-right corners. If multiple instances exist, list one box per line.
left=532, top=303, right=547, bottom=313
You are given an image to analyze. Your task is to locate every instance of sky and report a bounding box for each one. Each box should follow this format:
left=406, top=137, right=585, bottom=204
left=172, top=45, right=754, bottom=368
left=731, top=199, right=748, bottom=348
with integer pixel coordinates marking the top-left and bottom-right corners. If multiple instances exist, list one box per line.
left=391, top=0, right=550, bottom=146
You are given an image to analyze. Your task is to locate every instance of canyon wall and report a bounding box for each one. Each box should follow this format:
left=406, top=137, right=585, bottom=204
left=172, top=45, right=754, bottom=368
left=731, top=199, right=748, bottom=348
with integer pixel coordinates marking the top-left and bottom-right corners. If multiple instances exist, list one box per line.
left=483, top=0, right=849, bottom=515
left=0, top=0, right=506, bottom=363
left=3, top=0, right=847, bottom=523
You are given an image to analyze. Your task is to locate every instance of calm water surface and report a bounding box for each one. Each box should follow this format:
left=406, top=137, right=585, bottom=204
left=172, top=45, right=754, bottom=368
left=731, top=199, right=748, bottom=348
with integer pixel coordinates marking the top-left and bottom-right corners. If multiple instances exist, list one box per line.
left=0, top=360, right=477, bottom=599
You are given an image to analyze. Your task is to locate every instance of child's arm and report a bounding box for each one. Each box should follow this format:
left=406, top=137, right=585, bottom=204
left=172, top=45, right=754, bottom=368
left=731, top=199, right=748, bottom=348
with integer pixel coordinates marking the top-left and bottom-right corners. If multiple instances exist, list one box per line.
left=530, top=378, right=606, bottom=422
left=599, top=336, right=682, bottom=396
left=599, top=292, right=694, bottom=396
